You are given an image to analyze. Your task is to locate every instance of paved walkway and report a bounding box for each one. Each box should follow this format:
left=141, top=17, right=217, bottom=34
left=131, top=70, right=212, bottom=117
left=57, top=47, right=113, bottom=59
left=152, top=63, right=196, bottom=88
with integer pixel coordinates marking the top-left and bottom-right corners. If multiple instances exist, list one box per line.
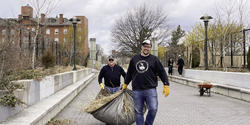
left=54, top=76, right=250, bottom=125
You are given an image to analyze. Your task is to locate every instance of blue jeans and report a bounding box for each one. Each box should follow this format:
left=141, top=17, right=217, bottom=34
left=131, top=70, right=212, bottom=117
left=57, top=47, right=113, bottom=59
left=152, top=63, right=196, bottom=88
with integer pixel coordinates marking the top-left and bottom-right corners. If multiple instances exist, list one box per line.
left=133, top=88, right=158, bottom=125
left=105, top=86, right=120, bottom=94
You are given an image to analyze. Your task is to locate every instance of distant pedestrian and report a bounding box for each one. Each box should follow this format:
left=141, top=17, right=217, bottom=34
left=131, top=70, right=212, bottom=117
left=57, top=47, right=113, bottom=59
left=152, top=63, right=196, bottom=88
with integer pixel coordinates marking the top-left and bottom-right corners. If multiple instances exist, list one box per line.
left=177, top=55, right=184, bottom=75
left=168, top=58, right=174, bottom=75
left=98, top=56, right=126, bottom=94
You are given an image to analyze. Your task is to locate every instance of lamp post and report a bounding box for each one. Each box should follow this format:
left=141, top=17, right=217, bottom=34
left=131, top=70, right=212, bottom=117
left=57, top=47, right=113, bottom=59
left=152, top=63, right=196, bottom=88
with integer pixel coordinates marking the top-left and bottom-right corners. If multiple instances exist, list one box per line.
left=69, top=17, right=80, bottom=71
left=200, top=15, right=213, bottom=70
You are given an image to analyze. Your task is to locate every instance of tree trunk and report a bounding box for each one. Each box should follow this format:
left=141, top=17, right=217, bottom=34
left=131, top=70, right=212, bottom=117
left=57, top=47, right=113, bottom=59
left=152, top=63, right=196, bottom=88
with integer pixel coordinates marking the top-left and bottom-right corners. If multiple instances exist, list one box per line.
left=32, top=34, right=38, bottom=69
left=32, top=17, right=40, bottom=69
left=212, top=41, right=215, bottom=67
left=0, top=55, right=5, bottom=78
left=190, top=45, right=192, bottom=68
left=220, top=38, right=224, bottom=68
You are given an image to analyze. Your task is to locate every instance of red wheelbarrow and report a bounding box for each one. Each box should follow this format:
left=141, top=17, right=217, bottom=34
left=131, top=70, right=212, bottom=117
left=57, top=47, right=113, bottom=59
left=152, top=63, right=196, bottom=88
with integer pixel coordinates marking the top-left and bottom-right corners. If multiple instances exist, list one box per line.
left=198, top=83, right=213, bottom=96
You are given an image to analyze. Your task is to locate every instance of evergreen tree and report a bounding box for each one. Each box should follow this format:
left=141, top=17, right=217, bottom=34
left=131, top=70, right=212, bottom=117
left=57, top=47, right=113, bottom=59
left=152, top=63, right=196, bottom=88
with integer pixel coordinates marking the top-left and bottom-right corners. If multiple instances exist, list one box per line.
left=170, top=25, right=185, bottom=47
left=167, top=25, right=185, bottom=61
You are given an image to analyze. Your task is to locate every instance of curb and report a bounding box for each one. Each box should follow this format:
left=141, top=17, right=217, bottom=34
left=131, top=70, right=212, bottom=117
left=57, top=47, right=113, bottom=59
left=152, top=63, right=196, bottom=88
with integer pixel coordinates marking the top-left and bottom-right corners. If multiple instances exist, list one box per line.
left=169, top=75, right=250, bottom=102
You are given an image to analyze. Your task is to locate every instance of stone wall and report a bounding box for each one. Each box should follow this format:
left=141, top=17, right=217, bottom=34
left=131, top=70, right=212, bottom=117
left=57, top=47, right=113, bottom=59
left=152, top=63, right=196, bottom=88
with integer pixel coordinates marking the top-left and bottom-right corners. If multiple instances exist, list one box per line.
left=0, top=68, right=92, bottom=122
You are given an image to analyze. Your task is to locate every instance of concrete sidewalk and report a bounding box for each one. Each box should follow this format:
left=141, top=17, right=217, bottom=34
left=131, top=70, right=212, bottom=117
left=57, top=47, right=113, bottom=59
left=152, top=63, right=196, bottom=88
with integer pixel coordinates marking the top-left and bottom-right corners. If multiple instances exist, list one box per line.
left=54, top=77, right=250, bottom=125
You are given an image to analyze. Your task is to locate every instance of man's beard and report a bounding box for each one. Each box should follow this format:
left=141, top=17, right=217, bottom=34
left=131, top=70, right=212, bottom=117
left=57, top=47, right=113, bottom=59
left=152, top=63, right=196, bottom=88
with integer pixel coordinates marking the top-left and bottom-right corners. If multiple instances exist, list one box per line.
left=143, top=50, right=149, bottom=55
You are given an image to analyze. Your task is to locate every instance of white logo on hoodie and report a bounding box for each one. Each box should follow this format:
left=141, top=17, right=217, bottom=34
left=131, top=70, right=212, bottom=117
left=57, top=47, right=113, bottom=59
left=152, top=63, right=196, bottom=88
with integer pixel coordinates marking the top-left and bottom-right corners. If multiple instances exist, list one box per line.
left=136, top=60, right=148, bottom=73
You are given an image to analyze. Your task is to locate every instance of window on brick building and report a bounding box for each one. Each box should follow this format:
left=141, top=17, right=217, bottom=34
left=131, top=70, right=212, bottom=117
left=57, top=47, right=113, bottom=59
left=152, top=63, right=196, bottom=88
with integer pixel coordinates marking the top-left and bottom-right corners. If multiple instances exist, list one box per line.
left=11, top=29, right=15, bottom=36
left=46, top=29, right=50, bottom=35
left=10, top=29, right=15, bottom=41
left=64, top=29, right=67, bottom=34
left=23, top=36, right=28, bottom=43
left=64, top=38, right=66, bottom=43
left=2, top=29, right=6, bottom=35
left=55, top=38, right=59, bottom=42
left=55, top=29, right=59, bottom=34
left=31, top=37, right=34, bottom=43
left=1, top=38, right=5, bottom=43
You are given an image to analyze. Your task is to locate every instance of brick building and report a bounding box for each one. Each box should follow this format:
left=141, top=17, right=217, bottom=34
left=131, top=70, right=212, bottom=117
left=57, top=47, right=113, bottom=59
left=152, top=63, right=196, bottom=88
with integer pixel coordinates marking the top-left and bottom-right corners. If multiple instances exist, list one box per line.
left=0, top=4, right=89, bottom=67
left=0, top=4, right=89, bottom=68
left=18, top=4, right=89, bottom=56
left=0, top=17, right=56, bottom=70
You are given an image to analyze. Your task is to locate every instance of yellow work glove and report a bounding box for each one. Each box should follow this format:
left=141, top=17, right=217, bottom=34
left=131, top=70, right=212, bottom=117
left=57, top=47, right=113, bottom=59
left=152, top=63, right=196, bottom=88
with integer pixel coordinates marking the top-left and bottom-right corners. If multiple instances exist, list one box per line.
left=100, top=83, right=105, bottom=89
left=121, top=84, right=128, bottom=91
left=163, top=85, right=170, bottom=97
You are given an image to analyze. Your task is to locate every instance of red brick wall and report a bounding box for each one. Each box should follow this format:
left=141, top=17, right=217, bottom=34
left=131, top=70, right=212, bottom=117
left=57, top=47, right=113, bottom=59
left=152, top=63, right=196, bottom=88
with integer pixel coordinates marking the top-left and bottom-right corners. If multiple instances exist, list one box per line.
left=21, top=5, right=33, bottom=18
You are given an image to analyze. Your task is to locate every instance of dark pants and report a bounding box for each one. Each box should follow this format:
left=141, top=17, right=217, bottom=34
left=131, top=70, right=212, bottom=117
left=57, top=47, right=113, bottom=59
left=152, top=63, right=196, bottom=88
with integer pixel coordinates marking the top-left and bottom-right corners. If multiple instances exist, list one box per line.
left=133, top=88, right=158, bottom=125
left=168, top=66, right=173, bottom=75
left=178, top=65, right=183, bottom=75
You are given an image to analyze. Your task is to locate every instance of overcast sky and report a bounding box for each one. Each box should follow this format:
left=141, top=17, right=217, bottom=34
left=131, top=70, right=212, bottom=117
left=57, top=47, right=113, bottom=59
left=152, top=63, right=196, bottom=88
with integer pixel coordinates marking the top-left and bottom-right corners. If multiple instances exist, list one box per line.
left=1, top=0, right=249, bottom=55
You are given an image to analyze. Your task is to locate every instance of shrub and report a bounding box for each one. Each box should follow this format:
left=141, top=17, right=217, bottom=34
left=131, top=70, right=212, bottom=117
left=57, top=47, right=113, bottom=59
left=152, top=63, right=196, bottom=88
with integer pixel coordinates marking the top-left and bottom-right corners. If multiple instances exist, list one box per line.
left=0, top=94, right=19, bottom=107
left=13, top=70, right=44, bottom=80
left=0, top=76, right=22, bottom=93
left=42, top=52, right=55, bottom=69
left=0, top=76, right=24, bottom=107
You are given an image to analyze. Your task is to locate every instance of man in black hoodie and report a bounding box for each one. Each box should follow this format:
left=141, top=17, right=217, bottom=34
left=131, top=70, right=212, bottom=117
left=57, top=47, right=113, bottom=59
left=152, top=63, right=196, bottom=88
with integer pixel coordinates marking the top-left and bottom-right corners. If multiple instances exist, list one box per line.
left=121, top=40, right=170, bottom=125
left=177, top=55, right=184, bottom=75
left=98, top=57, right=126, bottom=94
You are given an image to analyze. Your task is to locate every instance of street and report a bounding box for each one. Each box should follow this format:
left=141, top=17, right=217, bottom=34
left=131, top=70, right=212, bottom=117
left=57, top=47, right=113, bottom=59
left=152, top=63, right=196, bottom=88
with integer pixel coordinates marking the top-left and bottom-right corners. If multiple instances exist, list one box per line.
left=54, top=76, right=250, bottom=125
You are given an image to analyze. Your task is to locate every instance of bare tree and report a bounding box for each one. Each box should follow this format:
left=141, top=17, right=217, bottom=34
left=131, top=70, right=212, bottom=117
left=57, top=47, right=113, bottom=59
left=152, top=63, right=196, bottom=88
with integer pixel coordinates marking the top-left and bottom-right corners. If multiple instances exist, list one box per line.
left=213, top=0, right=249, bottom=68
left=111, top=5, right=169, bottom=56
left=62, top=24, right=88, bottom=66
left=0, top=19, right=31, bottom=78
left=29, top=0, right=60, bottom=69
left=237, top=0, right=248, bottom=26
